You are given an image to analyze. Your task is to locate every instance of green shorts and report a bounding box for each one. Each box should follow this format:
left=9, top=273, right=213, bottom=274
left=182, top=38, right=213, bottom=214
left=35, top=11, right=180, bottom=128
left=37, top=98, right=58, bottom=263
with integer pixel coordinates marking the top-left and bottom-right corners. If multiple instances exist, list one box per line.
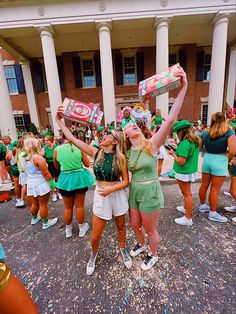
left=129, top=179, right=164, bottom=213
left=202, top=153, right=228, bottom=176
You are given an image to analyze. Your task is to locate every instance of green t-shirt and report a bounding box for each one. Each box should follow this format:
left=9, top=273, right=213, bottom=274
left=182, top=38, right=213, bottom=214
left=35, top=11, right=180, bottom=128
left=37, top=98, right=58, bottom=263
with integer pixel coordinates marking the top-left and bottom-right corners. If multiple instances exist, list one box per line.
left=173, top=139, right=200, bottom=174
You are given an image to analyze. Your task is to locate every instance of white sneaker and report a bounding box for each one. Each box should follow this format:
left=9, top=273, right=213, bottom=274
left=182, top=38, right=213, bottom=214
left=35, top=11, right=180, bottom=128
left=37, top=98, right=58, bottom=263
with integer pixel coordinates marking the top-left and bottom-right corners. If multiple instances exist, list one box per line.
left=42, top=217, right=58, bottom=230
left=65, top=224, right=73, bottom=238
left=198, top=204, right=210, bottom=213
left=57, top=193, right=63, bottom=200
left=78, top=222, right=89, bottom=237
left=120, top=248, right=132, bottom=269
left=31, top=216, right=41, bottom=225
left=232, top=217, right=236, bottom=223
left=16, top=198, right=21, bottom=203
left=208, top=211, right=228, bottom=223
left=141, top=254, right=158, bottom=271
left=130, top=243, right=146, bottom=257
left=16, top=200, right=25, bottom=207
left=86, top=253, right=97, bottom=276
left=224, top=205, right=236, bottom=212
left=175, top=215, right=193, bottom=226
left=176, top=206, right=185, bottom=214
left=51, top=193, right=57, bottom=202
left=223, top=191, right=233, bottom=197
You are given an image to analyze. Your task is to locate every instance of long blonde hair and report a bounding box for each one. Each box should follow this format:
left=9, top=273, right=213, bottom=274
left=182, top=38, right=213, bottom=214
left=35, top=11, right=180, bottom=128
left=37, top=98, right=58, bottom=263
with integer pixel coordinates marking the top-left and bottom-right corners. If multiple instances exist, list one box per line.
left=94, top=130, right=124, bottom=177
left=208, top=112, right=230, bottom=140
left=24, top=138, right=40, bottom=161
left=122, top=124, right=153, bottom=156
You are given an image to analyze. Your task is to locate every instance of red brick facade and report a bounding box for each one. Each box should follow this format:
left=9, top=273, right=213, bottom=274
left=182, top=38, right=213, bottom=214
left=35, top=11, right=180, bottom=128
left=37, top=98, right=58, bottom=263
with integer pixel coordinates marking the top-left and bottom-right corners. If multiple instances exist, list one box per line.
left=2, top=44, right=235, bottom=127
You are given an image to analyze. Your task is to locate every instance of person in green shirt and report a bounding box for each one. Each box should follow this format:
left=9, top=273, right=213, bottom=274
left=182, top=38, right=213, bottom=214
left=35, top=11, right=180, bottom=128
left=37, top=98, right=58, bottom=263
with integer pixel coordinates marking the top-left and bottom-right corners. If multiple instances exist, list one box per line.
left=150, top=109, right=165, bottom=131
left=121, top=107, right=136, bottom=130
left=168, top=120, right=200, bottom=226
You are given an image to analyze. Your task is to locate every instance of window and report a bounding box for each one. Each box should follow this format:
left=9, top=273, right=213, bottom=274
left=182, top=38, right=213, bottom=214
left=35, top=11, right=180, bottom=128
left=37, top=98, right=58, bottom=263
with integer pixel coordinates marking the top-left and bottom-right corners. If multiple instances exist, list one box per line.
left=14, top=115, right=25, bottom=131
left=81, top=59, right=96, bottom=88
left=4, top=66, right=18, bottom=94
left=169, top=54, right=177, bottom=67
left=203, top=54, right=211, bottom=81
left=123, top=56, right=136, bottom=85
left=201, top=102, right=208, bottom=126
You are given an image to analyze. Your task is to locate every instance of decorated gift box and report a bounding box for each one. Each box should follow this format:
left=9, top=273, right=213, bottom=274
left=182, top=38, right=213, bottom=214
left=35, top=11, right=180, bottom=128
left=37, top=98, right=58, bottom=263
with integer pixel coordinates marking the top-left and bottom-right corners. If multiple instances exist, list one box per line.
left=62, top=98, right=103, bottom=125
left=138, top=63, right=181, bottom=99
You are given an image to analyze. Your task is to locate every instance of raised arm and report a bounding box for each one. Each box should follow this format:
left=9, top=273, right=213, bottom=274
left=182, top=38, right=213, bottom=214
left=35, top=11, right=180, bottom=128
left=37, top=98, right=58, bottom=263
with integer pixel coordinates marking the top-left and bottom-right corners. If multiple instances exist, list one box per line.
left=150, top=69, right=188, bottom=153
left=55, top=106, right=98, bottom=158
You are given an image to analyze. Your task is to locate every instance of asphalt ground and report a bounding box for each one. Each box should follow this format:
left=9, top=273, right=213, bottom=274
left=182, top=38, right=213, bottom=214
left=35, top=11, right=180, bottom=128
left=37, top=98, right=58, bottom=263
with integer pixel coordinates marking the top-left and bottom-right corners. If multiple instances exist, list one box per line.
left=0, top=179, right=235, bottom=314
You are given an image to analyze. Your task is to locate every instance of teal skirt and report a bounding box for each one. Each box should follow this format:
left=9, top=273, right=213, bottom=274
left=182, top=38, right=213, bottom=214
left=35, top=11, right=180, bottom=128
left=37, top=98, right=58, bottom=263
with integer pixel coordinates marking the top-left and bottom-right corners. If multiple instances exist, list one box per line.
left=56, top=169, right=95, bottom=191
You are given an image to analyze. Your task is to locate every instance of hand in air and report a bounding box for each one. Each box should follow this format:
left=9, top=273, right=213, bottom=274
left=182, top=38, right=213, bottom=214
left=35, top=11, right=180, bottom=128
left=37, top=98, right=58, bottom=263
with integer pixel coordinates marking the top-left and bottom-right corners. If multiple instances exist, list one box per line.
left=56, top=105, right=65, bottom=121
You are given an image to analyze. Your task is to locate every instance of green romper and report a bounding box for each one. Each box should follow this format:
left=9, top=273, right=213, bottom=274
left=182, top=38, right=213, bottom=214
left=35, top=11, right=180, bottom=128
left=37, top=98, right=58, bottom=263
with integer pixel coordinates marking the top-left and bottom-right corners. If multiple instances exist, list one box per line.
left=127, top=149, right=164, bottom=213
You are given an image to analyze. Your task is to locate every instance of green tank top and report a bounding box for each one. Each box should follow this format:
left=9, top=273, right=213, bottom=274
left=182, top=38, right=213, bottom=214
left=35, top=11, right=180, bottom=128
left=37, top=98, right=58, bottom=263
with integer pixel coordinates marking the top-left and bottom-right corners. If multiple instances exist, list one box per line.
left=127, top=149, right=158, bottom=181
left=154, top=115, right=163, bottom=126
left=93, top=150, right=119, bottom=182
left=56, top=143, right=83, bottom=171
left=44, top=144, right=57, bottom=163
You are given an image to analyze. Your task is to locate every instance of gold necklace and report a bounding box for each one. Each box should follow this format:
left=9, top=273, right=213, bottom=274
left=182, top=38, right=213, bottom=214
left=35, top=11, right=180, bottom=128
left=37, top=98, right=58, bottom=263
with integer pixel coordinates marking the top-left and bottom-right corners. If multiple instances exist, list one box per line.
left=128, top=149, right=143, bottom=171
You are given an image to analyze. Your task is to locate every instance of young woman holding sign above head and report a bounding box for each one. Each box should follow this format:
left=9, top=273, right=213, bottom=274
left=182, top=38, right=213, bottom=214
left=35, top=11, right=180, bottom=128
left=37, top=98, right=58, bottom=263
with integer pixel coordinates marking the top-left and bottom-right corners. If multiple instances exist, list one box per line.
left=122, top=68, right=188, bottom=271
left=55, top=112, right=132, bottom=276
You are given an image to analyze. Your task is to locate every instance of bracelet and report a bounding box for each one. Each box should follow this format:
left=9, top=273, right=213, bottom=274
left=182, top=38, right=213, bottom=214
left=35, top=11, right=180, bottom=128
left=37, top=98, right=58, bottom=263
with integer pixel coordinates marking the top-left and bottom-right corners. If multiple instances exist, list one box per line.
left=0, top=262, right=10, bottom=295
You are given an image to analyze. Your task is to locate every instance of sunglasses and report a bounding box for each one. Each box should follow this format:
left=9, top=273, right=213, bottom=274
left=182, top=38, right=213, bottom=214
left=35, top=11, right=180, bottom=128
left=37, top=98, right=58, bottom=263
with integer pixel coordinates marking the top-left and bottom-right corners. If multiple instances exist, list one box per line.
left=104, top=131, right=117, bottom=141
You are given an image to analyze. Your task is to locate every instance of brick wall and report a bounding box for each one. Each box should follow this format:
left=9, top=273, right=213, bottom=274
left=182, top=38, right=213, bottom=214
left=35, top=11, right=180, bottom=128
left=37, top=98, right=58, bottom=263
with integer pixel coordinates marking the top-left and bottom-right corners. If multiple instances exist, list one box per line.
left=1, top=45, right=236, bottom=127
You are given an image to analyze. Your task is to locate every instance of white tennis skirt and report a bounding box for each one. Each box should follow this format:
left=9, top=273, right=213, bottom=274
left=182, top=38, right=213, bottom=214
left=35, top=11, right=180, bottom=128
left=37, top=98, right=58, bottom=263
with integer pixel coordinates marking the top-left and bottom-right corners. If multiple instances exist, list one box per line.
left=27, top=180, right=51, bottom=197
left=19, top=172, right=27, bottom=186
left=93, top=186, right=129, bottom=220
left=175, top=172, right=198, bottom=183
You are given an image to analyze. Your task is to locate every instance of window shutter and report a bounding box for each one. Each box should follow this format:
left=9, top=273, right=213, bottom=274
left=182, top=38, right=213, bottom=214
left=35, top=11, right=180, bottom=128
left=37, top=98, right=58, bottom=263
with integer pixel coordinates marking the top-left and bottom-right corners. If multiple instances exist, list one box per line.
left=32, top=60, right=45, bottom=92
left=115, top=53, right=123, bottom=85
left=23, top=114, right=31, bottom=131
left=136, top=51, right=144, bottom=82
left=94, top=53, right=102, bottom=87
left=72, top=56, right=82, bottom=88
left=14, top=64, right=25, bottom=94
left=196, top=50, right=205, bottom=81
left=178, top=49, right=187, bottom=71
left=57, top=58, right=64, bottom=91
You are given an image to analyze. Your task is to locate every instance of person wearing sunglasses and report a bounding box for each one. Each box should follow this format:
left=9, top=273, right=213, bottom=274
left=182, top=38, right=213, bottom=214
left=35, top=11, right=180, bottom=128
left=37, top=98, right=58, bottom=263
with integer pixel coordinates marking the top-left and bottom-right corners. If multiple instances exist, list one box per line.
left=55, top=112, right=132, bottom=276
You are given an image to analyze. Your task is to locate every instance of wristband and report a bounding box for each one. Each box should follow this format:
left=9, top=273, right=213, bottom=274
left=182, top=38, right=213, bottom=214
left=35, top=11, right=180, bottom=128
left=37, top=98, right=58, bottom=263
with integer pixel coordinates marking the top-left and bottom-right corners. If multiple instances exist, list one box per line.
left=48, top=179, right=57, bottom=188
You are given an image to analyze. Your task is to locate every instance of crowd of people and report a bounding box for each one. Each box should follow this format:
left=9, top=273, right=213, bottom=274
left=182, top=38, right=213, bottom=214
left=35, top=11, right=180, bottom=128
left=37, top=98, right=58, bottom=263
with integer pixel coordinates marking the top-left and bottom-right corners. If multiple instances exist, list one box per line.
left=0, top=69, right=236, bottom=300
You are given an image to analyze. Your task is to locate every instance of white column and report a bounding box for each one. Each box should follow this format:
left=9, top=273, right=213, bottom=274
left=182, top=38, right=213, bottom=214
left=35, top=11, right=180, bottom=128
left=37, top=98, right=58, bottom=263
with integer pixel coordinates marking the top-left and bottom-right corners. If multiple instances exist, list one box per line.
left=226, top=46, right=236, bottom=107
left=38, top=26, right=62, bottom=136
left=154, top=17, right=170, bottom=119
left=96, top=22, right=116, bottom=124
left=0, top=52, right=17, bottom=140
left=20, top=60, right=40, bottom=128
left=207, top=13, right=230, bottom=125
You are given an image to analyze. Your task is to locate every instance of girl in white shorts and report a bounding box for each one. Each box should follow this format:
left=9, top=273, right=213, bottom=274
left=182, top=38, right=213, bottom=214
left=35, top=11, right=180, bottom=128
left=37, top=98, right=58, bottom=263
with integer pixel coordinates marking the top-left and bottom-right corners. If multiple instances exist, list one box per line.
left=56, top=109, right=132, bottom=276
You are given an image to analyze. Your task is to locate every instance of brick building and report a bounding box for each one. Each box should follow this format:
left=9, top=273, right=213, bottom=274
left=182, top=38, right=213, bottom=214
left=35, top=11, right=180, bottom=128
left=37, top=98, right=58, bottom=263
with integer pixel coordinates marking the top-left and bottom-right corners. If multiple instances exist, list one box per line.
left=0, top=0, right=235, bottom=139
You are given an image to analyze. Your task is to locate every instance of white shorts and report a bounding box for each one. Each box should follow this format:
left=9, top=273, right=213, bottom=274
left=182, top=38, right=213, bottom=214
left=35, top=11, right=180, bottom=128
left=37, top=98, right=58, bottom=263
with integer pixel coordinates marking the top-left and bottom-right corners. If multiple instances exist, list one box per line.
left=19, top=172, right=27, bottom=186
left=27, top=180, right=51, bottom=197
left=157, top=146, right=168, bottom=160
left=175, top=172, right=198, bottom=183
left=93, top=186, right=129, bottom=220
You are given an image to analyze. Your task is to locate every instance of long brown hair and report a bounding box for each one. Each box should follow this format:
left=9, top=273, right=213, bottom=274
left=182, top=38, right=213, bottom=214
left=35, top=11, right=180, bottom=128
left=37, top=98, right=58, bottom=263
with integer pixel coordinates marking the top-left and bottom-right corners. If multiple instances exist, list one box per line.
left=93, top=130, right=124, bottom=178
left=208, top=112, right=229, bottom=140
left=177, top=127, right=199, bottom=146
